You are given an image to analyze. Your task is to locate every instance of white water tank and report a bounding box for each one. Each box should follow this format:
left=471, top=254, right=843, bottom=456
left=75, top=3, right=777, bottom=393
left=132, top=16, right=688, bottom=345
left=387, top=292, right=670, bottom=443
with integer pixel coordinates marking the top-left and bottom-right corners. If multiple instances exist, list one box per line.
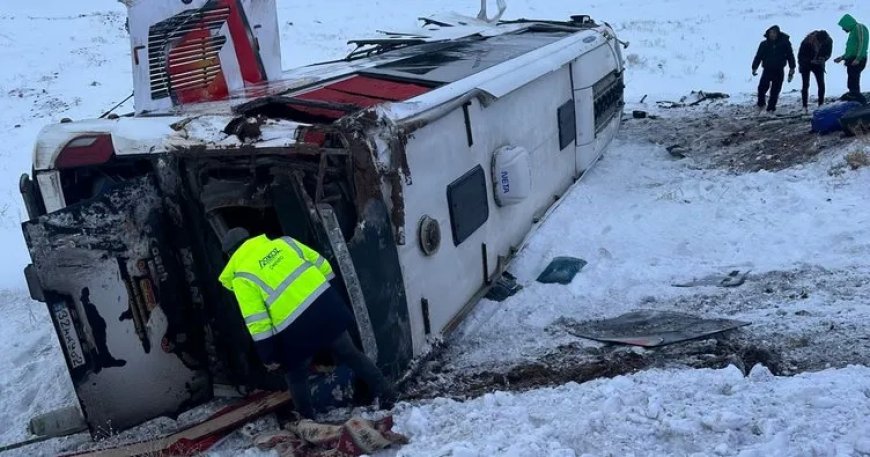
left=491, top=145, right=532, bottom=206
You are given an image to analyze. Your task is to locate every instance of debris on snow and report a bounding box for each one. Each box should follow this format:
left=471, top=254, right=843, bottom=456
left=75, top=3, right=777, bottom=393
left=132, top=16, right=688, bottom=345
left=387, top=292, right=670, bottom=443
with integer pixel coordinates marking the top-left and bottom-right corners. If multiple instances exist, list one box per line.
left=672, top=269, right=751, bottom=288
left=665, top=144, right=688, bottom=159
left=252, top=415, right=408, bottom=456
left=556, top=310, right=750, bottom=348
left=624, top=98, right=854, bottom=172
left=484, top=272, right=523, bottom=302
left=536, top=257, right=587, bottom=284
left=845, top=150, right=870, bottom=170
left=656, top=90, right=730, bottom=109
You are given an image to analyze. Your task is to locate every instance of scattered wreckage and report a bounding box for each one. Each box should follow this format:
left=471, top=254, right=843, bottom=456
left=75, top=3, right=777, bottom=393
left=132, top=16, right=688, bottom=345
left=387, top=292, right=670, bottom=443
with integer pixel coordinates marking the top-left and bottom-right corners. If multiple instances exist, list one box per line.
left=16, top=0, right=626, bottom=444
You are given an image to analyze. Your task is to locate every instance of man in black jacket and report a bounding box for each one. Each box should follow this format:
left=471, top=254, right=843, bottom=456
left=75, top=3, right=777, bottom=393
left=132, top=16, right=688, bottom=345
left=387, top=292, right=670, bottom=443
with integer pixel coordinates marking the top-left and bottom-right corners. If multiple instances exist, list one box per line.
left=798, top=30, right=833, bottom=111
left=752, top=25, right=797, bottom=112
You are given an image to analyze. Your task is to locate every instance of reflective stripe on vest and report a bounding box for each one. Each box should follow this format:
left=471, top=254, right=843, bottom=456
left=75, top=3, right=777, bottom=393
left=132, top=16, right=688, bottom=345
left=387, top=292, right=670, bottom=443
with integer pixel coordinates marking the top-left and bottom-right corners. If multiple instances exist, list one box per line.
left=281, top=236, right=305, bottom=258
left=280, top=236, right=335, bottom=281
left=234, top=263, right=317, bottom=307
left=244, top=311, right=270, bottom=324
left=242, top=280, right=329, bottom=341
left=229, top=236, right=332, bottom=341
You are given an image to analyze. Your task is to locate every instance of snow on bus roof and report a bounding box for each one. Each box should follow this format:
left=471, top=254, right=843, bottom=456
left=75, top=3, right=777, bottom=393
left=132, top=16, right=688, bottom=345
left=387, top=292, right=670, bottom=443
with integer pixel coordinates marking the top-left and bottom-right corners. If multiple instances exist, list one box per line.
left=33, top=115, right=309, bottom=171
left=170, top=22, right=603, bottom=121
left=33, top=21, right=611, bottom=169
left=362, top=31, right=572, bottom=85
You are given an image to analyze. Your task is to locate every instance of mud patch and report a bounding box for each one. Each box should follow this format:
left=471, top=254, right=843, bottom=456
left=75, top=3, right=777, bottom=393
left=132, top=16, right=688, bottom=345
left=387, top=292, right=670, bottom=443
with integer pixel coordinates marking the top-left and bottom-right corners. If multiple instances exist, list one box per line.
left=622, top=98, right=854, bottom=172
left=402, top=335, right=785, bottom=401
left=401, top=267, right=870, bottom=401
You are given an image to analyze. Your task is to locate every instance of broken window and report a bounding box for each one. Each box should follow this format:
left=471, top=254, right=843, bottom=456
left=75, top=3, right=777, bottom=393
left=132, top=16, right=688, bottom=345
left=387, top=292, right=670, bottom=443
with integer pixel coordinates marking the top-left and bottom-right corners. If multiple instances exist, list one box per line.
left=446, top=165, right=489, bottom=246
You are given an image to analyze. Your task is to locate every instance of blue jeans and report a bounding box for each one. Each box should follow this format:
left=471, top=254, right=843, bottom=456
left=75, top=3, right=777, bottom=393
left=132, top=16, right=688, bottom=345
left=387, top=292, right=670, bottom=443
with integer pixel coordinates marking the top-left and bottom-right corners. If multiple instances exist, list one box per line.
left=284, top=331, right=396, bottom=418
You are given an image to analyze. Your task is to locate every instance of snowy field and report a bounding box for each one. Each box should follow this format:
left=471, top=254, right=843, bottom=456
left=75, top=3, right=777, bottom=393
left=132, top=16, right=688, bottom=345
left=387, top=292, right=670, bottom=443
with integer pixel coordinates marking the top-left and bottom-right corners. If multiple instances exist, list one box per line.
left=2, top=0, right=870, bottom=456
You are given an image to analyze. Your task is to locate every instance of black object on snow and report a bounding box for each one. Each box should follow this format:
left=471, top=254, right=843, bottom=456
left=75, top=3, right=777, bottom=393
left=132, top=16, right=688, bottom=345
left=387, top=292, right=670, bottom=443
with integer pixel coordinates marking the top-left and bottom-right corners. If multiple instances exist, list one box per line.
left=839, top=91, right=869, bottom=105
left=561, top=310, right=750, bottom=347
left=536, top=256, right=587, bottom=284
left=656, top=91, right=730, bottom=109
left=632, top=110, right=648, bottom=119
left=666, top=145, right=687, bottom=159
left=839, top=104, right=870, bottom=136
left=672, top=269, right=750, bottom=288
left=687, top=91, right=729, bottom=105
left=485, top=271, right=523, bottom=302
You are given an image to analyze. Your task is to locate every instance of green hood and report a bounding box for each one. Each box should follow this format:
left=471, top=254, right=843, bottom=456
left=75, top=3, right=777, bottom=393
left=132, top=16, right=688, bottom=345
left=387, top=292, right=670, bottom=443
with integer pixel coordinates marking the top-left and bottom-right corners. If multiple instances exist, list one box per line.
left=840, top=14, right=857, bottom=31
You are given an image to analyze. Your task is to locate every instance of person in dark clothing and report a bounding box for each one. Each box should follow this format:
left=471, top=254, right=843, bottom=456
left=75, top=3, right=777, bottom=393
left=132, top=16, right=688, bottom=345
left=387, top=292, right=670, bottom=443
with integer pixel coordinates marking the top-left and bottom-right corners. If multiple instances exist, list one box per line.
left=798, top=30, right=833, bottom=110
left=752, top=25, right=797, bottom=112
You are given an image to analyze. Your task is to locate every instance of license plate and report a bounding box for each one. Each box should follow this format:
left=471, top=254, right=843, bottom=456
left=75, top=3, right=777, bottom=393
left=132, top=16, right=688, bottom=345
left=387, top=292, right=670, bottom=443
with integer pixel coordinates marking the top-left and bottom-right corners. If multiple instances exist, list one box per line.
left=53, top=302, right=86, bottom=369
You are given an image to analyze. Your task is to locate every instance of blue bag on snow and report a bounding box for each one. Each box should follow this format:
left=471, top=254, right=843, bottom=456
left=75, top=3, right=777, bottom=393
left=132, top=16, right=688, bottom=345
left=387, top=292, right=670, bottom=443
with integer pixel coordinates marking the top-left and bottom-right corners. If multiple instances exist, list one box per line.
left=812, top=101, right=862, bottom=134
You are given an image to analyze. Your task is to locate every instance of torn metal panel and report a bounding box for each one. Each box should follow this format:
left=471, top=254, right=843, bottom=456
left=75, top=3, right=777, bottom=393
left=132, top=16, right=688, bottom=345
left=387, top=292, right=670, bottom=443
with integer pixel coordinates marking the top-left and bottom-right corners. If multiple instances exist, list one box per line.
left=338, top=126, right=402, bottom=245
left=339, top=110, right=410, bottom=245
left=560, top=311, right=751, bottom=348
left=346, top=199, right=413, bottom=379
left=21, top=176, right=211, bottom=436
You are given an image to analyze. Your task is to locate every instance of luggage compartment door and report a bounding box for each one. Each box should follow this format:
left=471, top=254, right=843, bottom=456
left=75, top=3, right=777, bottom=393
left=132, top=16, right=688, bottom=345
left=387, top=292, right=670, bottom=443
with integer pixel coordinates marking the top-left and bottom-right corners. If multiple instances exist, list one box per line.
left=571, top=40, right=623, bottom=175
left=22, top=176, right=211, bottom=436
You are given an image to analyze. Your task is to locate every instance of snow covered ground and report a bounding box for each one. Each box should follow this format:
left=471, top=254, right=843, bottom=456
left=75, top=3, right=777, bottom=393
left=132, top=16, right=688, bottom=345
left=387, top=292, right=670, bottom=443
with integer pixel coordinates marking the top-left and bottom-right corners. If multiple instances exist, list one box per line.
left=2, top=0, right=870, bottom=456
left=391, top=365, right=870, bottom=457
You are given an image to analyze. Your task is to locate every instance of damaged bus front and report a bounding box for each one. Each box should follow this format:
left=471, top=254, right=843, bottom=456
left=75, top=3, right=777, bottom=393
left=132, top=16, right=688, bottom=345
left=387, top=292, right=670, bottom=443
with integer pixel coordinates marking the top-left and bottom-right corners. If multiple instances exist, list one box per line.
left=17, top=0, right=420, bottom=435
left=19, top=113, right=414, bottom=435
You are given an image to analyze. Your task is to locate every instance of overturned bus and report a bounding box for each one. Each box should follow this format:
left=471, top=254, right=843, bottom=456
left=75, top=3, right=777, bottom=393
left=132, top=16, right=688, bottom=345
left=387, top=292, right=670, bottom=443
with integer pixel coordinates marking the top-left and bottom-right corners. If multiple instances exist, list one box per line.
left=18, top=0, right=625, bottom=436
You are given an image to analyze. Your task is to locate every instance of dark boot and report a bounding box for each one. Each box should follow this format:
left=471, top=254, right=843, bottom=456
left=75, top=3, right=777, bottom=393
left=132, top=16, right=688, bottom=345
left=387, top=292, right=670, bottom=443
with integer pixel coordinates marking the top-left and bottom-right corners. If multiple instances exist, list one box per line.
left=330, top=332, right=398, bottom=410
left=285, top=362, right=316, bottom=419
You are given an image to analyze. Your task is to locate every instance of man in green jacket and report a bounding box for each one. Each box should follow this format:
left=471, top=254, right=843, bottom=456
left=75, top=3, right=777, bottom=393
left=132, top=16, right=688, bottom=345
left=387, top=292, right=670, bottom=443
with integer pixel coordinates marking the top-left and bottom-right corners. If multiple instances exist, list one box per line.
left=834, top=14, right=869, bottom=102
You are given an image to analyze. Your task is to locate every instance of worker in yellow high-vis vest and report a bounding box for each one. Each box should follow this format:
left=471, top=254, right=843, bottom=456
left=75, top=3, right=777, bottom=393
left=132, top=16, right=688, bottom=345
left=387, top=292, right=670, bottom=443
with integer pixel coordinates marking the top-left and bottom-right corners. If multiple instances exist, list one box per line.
left=218, top=227, right=396, bottom=418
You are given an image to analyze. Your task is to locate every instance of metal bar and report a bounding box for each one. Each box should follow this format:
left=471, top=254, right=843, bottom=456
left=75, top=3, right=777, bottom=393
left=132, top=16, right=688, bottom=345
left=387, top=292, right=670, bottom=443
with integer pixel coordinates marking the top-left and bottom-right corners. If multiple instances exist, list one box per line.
left=421, top=298, right=431, bottom=335
left=316, top=203, right=379, bottom=362
left=462, top=102, right=474, bottom=147
left=160, top=49, right=223, bottom=64
left=154, top=48, right=223, bottom=63
left=0, top=435, right=55, bottom=454
left=168, top=67, right=222, bottom=79
left=170, top=72, right=221, bottom=85
left=314, top=152, right=328, bottom=203
left=481, top=243, right=490, bottom=285
left=167, top=42, right=225, bottom=56
left=170, top=77, right=221, bottom=90
left=170, top=77, right=220, bottom=90
left=397, top=89, right=495, bottom=132
left=167, top=70, right=222, bottom=83
left=159, top=49, right=222, bottom=65
left=170, top=74, right=221, bottom=87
